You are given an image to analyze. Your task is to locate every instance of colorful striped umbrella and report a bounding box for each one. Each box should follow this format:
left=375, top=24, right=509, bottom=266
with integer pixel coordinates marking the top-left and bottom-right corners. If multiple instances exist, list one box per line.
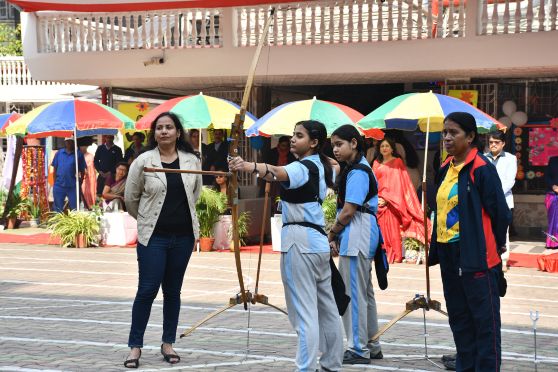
left=245, top=97, right=383, bottom=138
left=135, top=93, right=257, bottom=130
left=357, top=91, right=506, bottom=134
left=6, top=99, right=135, bottom=138
left=0, top=112, right=21, bottom=136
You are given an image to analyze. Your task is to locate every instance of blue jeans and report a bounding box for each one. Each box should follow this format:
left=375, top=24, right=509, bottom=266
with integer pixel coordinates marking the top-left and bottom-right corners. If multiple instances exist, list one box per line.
left=53, top=184, right=77, bottom=212
left=128, top=233, right=195, bottom=348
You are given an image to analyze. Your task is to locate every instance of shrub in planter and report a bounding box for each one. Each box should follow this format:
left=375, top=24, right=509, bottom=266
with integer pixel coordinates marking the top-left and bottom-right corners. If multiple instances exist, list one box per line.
left=4, top=193, right=29, bottom=229
left=196, top=187, right=227, bottom=251
left=46, top=210, right=100, bottom=248
left=403, top=237, right=425, bottom=264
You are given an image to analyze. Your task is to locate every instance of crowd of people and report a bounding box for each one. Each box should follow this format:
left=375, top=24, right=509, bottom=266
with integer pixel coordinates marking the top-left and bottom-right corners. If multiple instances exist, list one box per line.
left=46, top=111, right=520, bottom=370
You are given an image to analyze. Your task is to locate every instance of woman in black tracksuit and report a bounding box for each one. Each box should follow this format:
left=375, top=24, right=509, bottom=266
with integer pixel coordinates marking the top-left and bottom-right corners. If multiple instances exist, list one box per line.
left=429, top=112, right=511, bottom=371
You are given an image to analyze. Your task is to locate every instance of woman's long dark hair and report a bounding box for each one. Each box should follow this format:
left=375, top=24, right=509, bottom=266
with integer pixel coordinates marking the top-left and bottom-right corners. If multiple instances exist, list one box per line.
left=375, top=137, right=402, bottom=163
left=331, top=124, right=366, bottom=191
left=147, top=112, right=197, bottom=157
left=296, top=120, right=334, bottom=188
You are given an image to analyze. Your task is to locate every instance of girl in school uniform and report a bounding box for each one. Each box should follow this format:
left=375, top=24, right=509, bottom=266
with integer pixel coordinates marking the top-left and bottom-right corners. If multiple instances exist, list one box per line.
left=329, top=125, right=383, bottom=365
left=229, top=120, right=343, bottom=372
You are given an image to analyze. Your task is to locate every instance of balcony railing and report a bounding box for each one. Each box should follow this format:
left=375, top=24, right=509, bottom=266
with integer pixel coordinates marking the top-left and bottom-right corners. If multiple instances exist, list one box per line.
left=481, top=0, right=557, bottom=35
left=236, top=0, right=466, bottom=47
left=34, top=0, right=558, bottom=53
left=36, top=9, right=222, bottom=53
left=0, top=56, right=74, bottom=85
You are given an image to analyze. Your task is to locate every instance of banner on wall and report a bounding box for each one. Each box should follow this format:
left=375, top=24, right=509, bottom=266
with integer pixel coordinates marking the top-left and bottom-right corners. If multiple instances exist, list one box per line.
left=529, top=127, right=558, bottom=166
left=117, top=102, right=151, bottom=150
left=448, top=90, right=479, bottom=107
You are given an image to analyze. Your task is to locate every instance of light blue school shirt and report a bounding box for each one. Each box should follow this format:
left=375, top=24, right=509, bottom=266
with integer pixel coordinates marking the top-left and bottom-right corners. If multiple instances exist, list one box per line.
left=338, top=157, right=380, bottom=259
left=280, top=154, right=329, bottom=254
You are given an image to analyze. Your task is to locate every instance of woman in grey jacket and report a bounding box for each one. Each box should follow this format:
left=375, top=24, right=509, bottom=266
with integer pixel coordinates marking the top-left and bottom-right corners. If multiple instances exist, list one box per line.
left=124, top=112, right=202, bottom=368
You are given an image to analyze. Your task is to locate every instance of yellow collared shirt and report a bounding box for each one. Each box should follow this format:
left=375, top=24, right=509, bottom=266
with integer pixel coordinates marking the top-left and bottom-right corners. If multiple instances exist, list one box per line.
left=436, top=161, right=465, bottom=243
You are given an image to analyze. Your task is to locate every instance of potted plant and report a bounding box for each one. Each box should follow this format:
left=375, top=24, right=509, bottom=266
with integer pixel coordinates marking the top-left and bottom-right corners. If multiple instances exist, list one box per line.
left=403, top=237, right=425, bottom=264
left=227, top=211, right=251, bottom=251
left=46, top=210, right=100, bottom=248
left=4, top=193, right=29, bottom=229
left=28, top=200, right=41, bottom=227
left=321, top=193, right=337, bottom=233
left=195, top=187, right=227, bottom=252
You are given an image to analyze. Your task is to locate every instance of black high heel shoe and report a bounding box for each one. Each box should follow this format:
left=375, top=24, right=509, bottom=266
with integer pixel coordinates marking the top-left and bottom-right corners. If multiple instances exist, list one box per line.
left=124, top=348, right=141, bottom=368
left=161, top=343, right=181, bottom=364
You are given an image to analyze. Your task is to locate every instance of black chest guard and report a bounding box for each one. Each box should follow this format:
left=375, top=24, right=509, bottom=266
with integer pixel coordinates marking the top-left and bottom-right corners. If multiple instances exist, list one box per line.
left=280, top=159, right=326, bottom=236
left=280, top=159, right=323, bottom=205
left=336, top=162, right=378, bottom=214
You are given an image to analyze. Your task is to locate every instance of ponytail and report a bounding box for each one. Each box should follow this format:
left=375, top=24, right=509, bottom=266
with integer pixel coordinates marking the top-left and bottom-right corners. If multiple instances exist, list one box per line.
left=296, top=120, right=334, bottom=188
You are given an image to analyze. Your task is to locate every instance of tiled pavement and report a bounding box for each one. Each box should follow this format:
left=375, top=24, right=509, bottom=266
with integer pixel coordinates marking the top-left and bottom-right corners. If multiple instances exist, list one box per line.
left=0, top=243, right=557, bottom=371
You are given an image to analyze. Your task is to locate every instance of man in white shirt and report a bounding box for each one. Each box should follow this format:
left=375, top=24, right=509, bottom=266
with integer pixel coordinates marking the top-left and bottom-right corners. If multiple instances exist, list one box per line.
left=485, top=131, right=517, bottom=271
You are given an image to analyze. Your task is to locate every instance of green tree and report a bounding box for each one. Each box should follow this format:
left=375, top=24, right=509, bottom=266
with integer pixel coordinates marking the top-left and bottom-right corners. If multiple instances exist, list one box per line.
left=0, top=23, right=23, bottom=56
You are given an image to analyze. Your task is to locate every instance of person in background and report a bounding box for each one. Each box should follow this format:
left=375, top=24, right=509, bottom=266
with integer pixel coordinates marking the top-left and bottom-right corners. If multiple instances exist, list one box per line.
left=188, top=129, right=201, bottom=157
left=364, top=138, right=378, bottom=164
left=211, top=167, right=235, bottom=251
left=388, top=131, right=421, bottom=190
left=94, top=135, right=123, bottom=196
left=78, top=136, right=96, bottom=209
left=265, top=136, right=296, bottom=213
left=202, top=129, right=228, bottom=185
left=372, top=137, right=430, bottom=263
left=102, top=162, right=129, bottom=212
left=124, top=112, right=202, bottom=368
left=124, top=132, right=147, bottom=164
left=545, top=156, right=558, bottom=249
left=228, top=120, right=344, bottom=372
left=51, top=137, right=86, bottom=212
left=485, top=131, right=517, bottom=270
left=329, top=125, right=383, bottom=365
left=266, top=135, right=296, bottom=166
left=430, top=112, right=510, bottom=371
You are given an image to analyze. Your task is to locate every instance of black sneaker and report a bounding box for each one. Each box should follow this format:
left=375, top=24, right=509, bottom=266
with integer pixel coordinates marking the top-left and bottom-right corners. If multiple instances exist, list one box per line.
left=342, top=350, right=370, bottom=365
left=441, top=353, right=456, bottom=362
left=370, top=350, right=383, bottom=360
left=442, top=358, right=456, bottom=371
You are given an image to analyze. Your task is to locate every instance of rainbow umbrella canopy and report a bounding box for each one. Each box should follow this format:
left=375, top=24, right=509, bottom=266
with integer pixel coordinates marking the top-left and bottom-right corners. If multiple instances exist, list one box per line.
left=357, top=92, right=505, bottom=134
left=135, top=93, right=256, bottom=130
left=6, top=99, right=135, bottom=138
left=1, top=113, right=21, bottom=136
left=245, top=97, right=377, bottom=138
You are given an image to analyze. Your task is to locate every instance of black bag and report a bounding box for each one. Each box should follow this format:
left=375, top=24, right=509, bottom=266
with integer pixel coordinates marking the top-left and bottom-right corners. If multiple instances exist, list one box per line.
left=329, top=257, right=351, bottom=316
left=374, top=246, right=389, bottom=290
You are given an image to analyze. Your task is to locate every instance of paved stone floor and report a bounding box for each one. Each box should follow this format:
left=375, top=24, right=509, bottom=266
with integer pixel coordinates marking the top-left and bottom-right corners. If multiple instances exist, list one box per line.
left=0, top=243, right=557, bottom=371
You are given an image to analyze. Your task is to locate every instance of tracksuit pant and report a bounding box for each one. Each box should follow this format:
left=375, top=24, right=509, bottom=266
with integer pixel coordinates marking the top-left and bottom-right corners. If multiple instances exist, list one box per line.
left=438, top=242, right=502, bottom=372
left=338, top=253, right=381, bottom=358
left=281, top=246, right=344, bottom=372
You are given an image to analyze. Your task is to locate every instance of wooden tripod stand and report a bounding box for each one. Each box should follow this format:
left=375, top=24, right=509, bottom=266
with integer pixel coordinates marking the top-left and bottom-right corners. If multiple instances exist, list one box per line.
left=180, top=181, right=287, bottom=339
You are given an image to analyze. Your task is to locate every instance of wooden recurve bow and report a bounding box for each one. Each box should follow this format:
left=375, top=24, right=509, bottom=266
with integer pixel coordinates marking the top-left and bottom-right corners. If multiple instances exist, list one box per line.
left=228, top=7, right=276, bottom=310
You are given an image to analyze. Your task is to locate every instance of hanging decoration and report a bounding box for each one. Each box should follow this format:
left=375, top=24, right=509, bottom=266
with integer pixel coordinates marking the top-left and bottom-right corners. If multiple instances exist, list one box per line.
left=20, top=146, right=49, bottom=221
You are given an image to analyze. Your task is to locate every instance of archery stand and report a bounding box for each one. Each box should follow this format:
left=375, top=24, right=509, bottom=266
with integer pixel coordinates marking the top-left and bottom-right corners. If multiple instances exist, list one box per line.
left=368, top=169, right=448, bottom=367
left=180, top=181, right=287, bottom=339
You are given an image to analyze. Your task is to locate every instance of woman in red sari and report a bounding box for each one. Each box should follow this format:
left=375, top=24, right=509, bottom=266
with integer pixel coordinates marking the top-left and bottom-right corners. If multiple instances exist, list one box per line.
left=372, top=137, right=430, bottom=263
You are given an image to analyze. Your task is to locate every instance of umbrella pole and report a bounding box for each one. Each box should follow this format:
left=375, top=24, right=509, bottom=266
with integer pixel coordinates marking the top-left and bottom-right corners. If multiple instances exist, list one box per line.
left=74, top=127, right=79, bottom=212
left=423, top=116, right=431, bottom=300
